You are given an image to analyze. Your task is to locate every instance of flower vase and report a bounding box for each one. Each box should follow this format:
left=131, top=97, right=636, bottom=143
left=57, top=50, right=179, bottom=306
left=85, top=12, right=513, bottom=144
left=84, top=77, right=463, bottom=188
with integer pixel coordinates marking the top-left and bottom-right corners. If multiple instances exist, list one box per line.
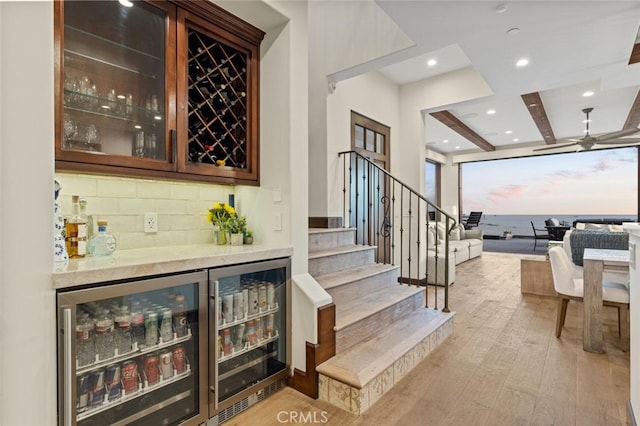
left=213, top=225, right=227, bottom=245
left=230, top=233, right=244, bottom=246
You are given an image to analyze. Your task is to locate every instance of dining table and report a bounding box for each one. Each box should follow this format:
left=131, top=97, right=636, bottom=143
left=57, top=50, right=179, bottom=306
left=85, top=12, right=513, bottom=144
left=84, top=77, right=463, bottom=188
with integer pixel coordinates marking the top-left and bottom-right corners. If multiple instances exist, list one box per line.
left=582, top=248, right=630, bottom=353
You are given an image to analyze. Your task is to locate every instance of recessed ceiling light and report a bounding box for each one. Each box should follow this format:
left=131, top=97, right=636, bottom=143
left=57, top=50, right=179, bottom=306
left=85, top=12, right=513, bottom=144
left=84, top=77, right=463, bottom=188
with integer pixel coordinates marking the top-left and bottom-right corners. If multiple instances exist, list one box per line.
left=505, top=130, right=513, bottom=134
left=516, top=58, right=529, bottom=67
left=455, top=146, right=461, bottom=150
left=582, top=91, right=595, bottom=97
left=496, top=3, right=508, bottom=13
left=486, top=109, right=496, bottom=115
left=442, top=139, right=449, bottom=143
left=513, top=138, right=519, bottom=142
left=528, top=103, right=537, bottom=108
left=426, top=59, right=437, bottom=67
left=507, top=28, right=520, bottom=36
left=583, top=119, right=592, bottom=123
left=461, top=113, right=479, bottom=119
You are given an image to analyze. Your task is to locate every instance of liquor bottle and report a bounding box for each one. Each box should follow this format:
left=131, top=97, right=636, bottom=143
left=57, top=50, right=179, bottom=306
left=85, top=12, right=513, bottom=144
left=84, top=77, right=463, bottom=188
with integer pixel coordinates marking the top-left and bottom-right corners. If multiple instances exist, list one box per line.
left=78, top=197, right=93, bottom=240
left=88, top=221, right=117, bottom=256
left=65, top=195, right=88, bottom=258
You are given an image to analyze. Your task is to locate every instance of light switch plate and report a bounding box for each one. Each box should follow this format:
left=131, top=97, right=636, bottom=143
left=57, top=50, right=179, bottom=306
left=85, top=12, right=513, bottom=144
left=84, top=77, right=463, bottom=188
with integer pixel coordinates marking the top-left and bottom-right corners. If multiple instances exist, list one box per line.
left=144, top=212, right=158, bottom=233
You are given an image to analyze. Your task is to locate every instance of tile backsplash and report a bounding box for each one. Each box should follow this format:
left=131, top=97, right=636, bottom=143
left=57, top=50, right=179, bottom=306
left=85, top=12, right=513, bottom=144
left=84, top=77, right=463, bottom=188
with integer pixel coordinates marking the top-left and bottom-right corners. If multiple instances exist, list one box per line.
left=56, top=172, right=233, bottom=250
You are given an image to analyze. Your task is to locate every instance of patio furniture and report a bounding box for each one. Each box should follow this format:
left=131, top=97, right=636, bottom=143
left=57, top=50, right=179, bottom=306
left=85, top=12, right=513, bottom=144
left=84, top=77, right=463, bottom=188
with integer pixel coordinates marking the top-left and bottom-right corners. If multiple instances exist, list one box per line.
left=463, top=211, right=482, bottom=230
left=531, top=221, right=550, bottom=251
left=545, top=218, right=570, bottom=241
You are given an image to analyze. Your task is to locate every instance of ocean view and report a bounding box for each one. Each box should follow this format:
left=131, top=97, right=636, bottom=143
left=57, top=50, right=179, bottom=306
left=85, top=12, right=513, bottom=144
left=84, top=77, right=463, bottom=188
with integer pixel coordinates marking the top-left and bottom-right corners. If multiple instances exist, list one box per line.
left=473, top=214, right=637, bottom=237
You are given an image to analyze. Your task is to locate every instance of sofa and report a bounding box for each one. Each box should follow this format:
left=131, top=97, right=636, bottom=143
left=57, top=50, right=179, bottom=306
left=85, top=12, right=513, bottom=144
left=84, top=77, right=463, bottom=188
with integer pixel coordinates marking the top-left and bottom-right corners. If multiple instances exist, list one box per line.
left=424, top=223, right=483, bottom=285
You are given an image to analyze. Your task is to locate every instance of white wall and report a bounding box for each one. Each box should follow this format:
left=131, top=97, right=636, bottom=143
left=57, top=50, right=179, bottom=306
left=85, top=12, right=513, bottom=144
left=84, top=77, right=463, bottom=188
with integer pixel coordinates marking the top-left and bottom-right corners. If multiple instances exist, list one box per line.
left=0, top=2, right=57, bottom=424
left=326, top=71, right=400, bottom=217
left=308, top=0, right=412, bottom=218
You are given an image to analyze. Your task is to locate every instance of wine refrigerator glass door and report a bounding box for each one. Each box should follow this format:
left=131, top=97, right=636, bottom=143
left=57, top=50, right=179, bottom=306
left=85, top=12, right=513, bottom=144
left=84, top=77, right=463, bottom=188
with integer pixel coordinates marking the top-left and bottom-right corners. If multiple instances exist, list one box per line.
left=57, top=270, right=207, bottom=426
left=208, top=258, right=291, bottom=416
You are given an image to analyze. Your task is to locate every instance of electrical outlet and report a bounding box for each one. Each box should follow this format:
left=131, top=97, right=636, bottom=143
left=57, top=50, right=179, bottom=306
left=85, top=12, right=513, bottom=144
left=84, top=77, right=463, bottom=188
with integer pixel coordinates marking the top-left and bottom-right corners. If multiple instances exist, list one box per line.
left=144, top=212, right=158, bottom=233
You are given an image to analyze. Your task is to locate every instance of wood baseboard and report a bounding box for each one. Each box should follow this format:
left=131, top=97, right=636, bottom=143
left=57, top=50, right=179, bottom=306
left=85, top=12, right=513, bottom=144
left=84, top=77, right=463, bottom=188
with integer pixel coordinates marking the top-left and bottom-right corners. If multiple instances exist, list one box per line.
left=309, top=217, right=343, bottom=228
left=290, top=303, right=336, bottom=398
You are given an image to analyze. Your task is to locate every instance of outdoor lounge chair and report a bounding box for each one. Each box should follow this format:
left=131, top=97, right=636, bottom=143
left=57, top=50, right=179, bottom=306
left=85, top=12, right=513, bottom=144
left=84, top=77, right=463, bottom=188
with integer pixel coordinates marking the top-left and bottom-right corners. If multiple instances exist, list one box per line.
left=463, top=211, right=482, bottom=230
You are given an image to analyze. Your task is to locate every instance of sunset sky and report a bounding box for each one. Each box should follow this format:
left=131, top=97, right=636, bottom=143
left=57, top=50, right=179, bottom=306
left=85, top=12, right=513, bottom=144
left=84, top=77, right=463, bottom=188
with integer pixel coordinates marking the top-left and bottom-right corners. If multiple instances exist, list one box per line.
left=461, top=147, right=638, bottom=215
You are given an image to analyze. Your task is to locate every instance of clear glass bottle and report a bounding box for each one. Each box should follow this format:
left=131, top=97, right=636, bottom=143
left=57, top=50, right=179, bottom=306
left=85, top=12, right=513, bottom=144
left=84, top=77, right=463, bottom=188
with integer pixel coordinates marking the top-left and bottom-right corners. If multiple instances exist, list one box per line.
left=78, top=197, right=93, bottom=240
left=65, top=195, right=88, bottom=258
left=88, top=220, right=116, bottom=256
left=76, top=313, right=95, bottom=367
left=94, top=308, right=115, bottom=361
left=114, top=306, right=132, bottom=356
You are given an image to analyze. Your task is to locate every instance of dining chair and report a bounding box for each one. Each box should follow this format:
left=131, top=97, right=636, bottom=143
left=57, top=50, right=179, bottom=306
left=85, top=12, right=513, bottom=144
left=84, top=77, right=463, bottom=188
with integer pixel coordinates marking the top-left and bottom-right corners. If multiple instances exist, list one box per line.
left=530, top=221, right=551, bottom=250
left=548, top=247, right=629, bottom=348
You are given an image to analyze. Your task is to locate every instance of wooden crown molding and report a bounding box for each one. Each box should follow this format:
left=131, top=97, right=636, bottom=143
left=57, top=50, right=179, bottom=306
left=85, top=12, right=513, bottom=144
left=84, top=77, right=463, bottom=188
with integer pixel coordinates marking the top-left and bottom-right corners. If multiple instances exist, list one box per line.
left=521, top=92, right=557, bottom=145
left=429, top=110, right=495, bottom=151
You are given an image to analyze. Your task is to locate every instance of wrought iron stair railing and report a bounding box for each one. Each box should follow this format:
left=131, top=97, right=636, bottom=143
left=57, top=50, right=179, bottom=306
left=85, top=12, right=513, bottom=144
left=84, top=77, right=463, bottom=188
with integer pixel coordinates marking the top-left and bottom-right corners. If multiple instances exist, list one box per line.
left=338, top=150, right=456, bottom=312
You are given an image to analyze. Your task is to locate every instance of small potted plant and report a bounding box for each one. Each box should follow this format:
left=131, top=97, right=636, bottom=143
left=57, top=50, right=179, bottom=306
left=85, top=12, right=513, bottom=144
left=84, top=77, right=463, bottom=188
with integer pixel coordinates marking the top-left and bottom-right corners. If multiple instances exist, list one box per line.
left=224, top=215, right=247, bottom=246
left=244, top=230, right=253, bottom=245
left=207, top=202, right=235, bottom=245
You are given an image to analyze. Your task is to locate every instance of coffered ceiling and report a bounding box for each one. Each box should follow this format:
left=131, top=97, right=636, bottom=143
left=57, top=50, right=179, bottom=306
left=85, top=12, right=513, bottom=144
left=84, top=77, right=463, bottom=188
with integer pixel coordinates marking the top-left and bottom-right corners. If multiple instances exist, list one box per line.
left=375, top=1, right=640, bottom=154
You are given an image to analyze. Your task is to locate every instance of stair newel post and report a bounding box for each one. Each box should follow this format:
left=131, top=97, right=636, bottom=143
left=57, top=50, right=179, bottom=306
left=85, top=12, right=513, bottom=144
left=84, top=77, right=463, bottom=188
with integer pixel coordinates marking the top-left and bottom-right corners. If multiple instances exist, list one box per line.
left=399, top=188, right=404, bottom=281
left=361, top=158, right=367, bottom=245
left=424, top=203, right=430, bottom=307
left=355, top=154, right=360, bottom=244
left=416, top=200, right=421, bottom=287
left=407, top=193, right=413, bottom=285
left=442, top=216, right=451, bottom=313
left=342, top=153, right=347, bottom=229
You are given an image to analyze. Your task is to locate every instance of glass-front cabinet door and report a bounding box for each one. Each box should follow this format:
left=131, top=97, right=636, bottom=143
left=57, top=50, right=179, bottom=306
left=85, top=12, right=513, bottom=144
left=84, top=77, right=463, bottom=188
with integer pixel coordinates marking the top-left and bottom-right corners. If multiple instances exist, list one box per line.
left=208, top=259, right=290, bottom=416
left=57, top=271, right=208, bottom=426
left=55, top=0, right=177, bottom=171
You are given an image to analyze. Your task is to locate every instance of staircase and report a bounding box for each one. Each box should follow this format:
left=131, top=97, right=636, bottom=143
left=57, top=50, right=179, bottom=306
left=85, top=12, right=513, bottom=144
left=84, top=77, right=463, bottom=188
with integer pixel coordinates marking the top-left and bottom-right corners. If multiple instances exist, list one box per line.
left=309, top=227, right=454, bottom=415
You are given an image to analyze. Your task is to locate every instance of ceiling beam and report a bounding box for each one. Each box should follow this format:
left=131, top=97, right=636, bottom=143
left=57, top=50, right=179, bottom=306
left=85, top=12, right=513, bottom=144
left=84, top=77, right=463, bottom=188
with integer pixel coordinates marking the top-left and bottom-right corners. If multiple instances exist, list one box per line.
left=629, top=43, right=640, bottom=65
left=521, top=92, right=557, bottom=145
left=623, top=89, right=640, bottom=130
left=429, top=110, right=495, bottom=152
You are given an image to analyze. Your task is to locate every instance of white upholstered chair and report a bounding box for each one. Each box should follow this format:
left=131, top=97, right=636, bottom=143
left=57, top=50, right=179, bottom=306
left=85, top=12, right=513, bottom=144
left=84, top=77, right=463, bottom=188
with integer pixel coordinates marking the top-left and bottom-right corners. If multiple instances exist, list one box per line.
left=548, top=247, right=629, bottom=349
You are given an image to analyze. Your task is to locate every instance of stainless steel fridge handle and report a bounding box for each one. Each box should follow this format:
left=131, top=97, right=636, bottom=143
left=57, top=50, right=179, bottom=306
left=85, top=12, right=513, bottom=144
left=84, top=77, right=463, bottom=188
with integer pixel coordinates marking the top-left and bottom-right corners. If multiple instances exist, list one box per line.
left=62, top=308, right=73, bottom=426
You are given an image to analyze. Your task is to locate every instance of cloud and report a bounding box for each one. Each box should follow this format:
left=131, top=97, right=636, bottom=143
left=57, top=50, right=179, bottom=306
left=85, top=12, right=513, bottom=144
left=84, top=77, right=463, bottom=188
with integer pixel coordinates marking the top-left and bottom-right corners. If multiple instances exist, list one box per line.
left=487, top=184, right=527, bottom=204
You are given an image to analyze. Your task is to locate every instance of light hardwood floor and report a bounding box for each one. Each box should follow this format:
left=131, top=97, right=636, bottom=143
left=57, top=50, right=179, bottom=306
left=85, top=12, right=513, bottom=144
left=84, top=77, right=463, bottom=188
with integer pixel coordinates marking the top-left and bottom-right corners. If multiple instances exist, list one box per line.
left=227, top=252, right=630, bottom=426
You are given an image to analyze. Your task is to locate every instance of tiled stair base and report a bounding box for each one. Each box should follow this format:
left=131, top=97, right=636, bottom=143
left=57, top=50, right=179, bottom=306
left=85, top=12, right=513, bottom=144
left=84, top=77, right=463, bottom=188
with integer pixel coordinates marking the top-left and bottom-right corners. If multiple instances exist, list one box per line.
left=316, top=310, right=454, bottom=415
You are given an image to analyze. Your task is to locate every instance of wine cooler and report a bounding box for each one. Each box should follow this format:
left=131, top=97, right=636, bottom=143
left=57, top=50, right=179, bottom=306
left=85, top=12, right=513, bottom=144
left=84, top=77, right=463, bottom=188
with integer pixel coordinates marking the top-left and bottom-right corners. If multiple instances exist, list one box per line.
left=208, top=258, right=291, bottom=424
left=57, top=271, right=208, bottom=426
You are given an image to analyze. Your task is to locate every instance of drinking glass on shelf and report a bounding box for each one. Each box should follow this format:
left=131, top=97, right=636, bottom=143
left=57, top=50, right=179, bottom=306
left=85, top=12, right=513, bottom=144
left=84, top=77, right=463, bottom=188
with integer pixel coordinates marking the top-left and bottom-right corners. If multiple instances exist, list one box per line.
left=133, top=131, right=145, bottom=157
left=85, top=124, right=99, bottom=146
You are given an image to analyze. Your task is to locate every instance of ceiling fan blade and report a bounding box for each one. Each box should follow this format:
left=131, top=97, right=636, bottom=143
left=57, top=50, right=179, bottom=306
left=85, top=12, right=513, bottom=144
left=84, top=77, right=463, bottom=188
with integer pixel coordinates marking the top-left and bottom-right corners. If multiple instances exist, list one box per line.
left=595, top=128, right=640, bottom=141
left=533, top=141, right=581, bottom=152
left=595, top=138, right=640, bottom=145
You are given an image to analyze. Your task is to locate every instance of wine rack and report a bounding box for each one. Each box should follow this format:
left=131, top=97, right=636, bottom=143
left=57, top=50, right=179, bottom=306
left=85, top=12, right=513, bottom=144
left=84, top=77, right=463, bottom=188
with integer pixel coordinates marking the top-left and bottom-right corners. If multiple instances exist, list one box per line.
left=187, top=29, right=248, bottom=169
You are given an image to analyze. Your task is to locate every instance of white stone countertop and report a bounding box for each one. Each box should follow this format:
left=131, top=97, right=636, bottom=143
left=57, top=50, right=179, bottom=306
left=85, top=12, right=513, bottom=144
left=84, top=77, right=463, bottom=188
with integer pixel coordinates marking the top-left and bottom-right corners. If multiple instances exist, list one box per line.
left=52, top=243, right=293, bottom=289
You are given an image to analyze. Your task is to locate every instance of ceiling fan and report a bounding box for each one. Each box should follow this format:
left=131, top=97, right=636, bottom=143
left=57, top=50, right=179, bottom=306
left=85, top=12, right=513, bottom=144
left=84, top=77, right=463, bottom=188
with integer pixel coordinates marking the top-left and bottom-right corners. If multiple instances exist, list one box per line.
left=534, top=107, right=640, bottom=152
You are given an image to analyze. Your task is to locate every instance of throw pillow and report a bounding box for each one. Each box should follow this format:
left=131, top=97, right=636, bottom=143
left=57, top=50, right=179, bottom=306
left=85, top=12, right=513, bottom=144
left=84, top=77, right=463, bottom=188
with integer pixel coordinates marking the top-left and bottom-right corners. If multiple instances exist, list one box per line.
left=569, top=229, right=629, bottom=266
left=450, top=227, right=461, bottom=241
